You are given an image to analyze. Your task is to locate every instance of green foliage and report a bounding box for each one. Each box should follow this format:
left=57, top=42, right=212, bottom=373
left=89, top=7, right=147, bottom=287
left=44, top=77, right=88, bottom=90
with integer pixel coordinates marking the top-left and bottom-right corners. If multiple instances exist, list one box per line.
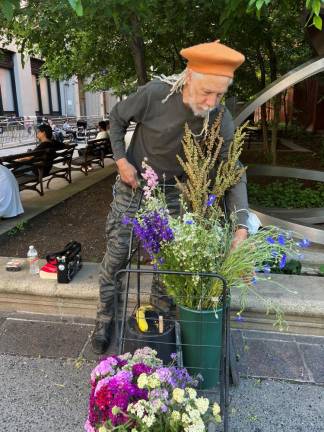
left=0, top=0, right=315, bottom=97
left=248, top=179, right=324, bottom=208
left=0, top=0, right=20, bottom=20
left=221, top=0, right=323, bottom=30
left=7, top=221, right=28, bottom=237
left=67, top=0, right=83, bottom=16
left=269, top=258, right=302, bottom=274
left=319, top=264, right=324, bottom=274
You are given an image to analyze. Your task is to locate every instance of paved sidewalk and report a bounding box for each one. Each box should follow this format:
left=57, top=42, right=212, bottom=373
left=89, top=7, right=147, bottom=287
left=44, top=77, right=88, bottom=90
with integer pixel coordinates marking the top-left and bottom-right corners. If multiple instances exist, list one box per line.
left=0, top=158, right=117, bottom=237
left=0, top=311, right=323, bottom=385
left=0, top=311, right=323, bottom=432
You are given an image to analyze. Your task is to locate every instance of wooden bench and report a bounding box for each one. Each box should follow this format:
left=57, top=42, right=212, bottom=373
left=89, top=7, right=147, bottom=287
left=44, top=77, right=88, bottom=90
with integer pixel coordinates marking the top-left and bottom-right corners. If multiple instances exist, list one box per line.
left=71, top=137, right=113, bottom=175
left=0, top=149, right=49, bottom=196
left=0, top=144, right=76, bottom=196
left=46, top=145, right=76, bottom=188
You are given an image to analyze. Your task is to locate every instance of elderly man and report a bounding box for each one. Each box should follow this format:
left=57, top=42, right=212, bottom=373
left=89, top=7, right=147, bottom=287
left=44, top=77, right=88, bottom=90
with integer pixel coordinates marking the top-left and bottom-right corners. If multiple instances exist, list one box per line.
left=92, top=40, right=249, bottom=354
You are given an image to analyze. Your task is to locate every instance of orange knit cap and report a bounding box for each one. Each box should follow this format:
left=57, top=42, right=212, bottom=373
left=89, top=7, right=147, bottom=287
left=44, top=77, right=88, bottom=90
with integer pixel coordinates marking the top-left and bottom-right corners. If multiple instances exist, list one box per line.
left=180, top=40, right=245, bottom=78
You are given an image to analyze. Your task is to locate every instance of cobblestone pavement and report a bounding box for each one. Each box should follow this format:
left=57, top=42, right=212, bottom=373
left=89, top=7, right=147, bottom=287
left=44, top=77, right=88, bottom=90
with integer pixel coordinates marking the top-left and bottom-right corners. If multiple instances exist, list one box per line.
left=0, top=312, right=323, bottom=432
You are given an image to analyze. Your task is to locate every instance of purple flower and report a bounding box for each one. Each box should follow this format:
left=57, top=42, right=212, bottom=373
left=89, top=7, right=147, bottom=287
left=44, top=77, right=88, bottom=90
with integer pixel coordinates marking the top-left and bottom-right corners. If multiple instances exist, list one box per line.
left=166, top=366, right=197, bottom=388
left=266, top=236, right=275, bottom=244
left=263, top=264, right=271, bottom=274
left=170, top=352, right=177, bottom=361
left=132, top=363, right=152, bottom=376
left=155, top=367, right=172, bottom=383
left=161, top=404, right=168, bottom=413
left=150, top=388, right=169, bottom=401
left=234, top=314, right=245, bottom=322
left=108, top=370, right=133, bottom=391
left=277, top=234, right=286, bottom=246
left=185, top=220, right=193, bottom=225
left=206, top=194, right=216, bottom=207
left=298, top=239, right=311, bottom=248
left=131, top=210, right=174, bottom=259
left=279, top=253, right=287, bottom=270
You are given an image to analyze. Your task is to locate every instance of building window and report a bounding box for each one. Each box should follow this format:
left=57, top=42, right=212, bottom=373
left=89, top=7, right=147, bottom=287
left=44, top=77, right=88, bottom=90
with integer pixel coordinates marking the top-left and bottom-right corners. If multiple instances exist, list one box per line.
left=0, top=49, right=18, bottom=116
left=30, top=58, right=61, bottom=116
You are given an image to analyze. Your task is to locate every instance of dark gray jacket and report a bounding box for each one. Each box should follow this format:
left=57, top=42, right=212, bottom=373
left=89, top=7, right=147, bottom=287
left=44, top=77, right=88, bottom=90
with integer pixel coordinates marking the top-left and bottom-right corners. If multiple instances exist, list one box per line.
left=109, top=79, right=249, bottom=226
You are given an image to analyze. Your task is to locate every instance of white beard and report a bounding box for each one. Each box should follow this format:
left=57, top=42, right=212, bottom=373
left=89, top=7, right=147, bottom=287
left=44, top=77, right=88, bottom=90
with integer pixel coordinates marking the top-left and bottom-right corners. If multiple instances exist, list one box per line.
left=189, top=102, right=210, bottom=118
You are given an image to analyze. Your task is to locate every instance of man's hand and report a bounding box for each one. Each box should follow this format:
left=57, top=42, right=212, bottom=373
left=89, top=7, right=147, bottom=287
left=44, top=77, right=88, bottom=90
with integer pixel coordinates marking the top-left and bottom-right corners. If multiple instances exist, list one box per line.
left=116, top=158, right=139, bottom=189
left=230, top=227, right=248, bottom=251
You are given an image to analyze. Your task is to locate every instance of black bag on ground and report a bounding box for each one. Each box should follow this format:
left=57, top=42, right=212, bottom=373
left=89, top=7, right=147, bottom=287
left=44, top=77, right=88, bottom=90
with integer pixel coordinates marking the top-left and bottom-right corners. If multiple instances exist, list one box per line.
left=46, top=241, right=82, bottom=283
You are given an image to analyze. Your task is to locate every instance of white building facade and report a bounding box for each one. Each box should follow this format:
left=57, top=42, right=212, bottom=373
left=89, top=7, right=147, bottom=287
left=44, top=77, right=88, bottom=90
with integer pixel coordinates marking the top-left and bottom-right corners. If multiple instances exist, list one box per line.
left=0, top=42, right=118, bottom=119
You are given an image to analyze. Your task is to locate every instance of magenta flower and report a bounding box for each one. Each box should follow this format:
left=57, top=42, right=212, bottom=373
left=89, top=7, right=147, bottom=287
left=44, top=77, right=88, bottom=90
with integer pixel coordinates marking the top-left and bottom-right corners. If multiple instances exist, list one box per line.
left=132, top=363, right=152, bottom=376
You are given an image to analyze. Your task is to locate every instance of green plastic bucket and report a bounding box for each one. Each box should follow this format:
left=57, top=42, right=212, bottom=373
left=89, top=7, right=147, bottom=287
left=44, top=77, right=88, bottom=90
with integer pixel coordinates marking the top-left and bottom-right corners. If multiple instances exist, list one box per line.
left=178, top=304, right=223, bottom=389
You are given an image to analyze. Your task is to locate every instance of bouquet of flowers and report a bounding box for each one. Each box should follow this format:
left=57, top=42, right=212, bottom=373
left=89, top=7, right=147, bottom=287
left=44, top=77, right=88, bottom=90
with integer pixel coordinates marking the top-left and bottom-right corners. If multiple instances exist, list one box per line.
left=123, top=112, right=309, bottom=327
left=85, top=347, right=221, bottom=432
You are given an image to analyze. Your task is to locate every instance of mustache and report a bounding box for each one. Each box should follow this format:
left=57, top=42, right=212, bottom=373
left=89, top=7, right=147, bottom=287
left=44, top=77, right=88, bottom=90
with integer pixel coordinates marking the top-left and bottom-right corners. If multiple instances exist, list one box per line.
left=194, top=107, right=211, bottom=118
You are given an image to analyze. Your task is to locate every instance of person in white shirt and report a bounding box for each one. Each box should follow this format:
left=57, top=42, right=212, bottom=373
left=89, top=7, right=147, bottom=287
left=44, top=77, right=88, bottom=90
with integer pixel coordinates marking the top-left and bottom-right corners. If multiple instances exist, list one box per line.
left=96, top=121, right=109, bottom=140
left=0, top=165, right=24, bottom=219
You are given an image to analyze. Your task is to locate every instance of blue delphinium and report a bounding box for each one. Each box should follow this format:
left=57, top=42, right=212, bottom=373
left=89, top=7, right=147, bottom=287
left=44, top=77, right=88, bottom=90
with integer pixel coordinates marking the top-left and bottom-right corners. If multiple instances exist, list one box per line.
left=279, top=253, right=287, bottom=270
left=123, top=210, right=174, bottom=259
left=206, top=194, right=216, bottom=207
left=297, top=239, right=311, bottom=248
left=266, top=236, right=275, bottom=244
left=277, top=234, right=286, bottom=246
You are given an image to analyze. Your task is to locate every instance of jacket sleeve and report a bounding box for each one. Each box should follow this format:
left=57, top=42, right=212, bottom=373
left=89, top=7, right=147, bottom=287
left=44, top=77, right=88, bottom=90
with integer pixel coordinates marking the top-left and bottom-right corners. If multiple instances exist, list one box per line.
left=109, top=85, right=150, bottom=161
left=219, top=107, right=249, bottom=228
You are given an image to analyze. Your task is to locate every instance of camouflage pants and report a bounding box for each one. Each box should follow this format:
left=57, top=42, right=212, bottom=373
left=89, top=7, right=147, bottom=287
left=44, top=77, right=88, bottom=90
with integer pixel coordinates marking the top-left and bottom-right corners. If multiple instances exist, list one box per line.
left=98, top=176, right=181, bottom=320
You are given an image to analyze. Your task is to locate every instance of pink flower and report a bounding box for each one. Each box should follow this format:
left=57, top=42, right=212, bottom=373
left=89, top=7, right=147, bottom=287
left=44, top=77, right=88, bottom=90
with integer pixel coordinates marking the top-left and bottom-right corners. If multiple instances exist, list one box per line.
left=84, top=418, right=96, bottom=432
left=91, top=357, right=118, bottom=383
left=141, top=160, right=159, bottom=198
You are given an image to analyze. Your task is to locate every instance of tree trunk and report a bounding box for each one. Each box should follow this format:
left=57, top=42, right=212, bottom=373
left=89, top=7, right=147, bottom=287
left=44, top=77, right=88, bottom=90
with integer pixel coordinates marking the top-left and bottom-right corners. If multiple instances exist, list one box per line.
left=129, top=15, right=147, bottom=86
left=78, top=77, right=87, bottom=117
left=271, top=94, right=281, bottom=165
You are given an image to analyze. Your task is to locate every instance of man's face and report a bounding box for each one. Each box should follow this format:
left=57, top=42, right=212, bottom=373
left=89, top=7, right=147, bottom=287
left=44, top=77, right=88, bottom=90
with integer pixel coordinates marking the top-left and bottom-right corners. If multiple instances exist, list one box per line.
left=185, top=71, right=232, bottom=117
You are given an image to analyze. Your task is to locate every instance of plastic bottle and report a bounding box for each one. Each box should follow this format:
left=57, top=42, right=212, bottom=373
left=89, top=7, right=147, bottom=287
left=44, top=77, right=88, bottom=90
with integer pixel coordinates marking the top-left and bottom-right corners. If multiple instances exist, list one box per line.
left=27, top=245, right=39, bottom=275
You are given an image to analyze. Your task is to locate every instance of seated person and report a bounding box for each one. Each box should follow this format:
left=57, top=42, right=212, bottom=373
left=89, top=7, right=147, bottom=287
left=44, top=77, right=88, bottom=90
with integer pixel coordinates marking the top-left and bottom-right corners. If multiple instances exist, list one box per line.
left=78, top=121, right=111, bottom=162
left=96, top=121, right=111, bottom=155
left=34, top=123, right=60, bottom=176
left=16, top=124, right=65, bottom=177
left=96, top=121, right=109, bottom=140
left=0, top=165, right=24, bottom=219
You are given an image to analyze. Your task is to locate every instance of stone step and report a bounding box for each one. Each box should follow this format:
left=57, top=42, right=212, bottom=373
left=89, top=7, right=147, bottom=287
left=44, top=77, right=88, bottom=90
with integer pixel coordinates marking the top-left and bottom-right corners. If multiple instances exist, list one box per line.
left=0, top=258, right=323, bottom=336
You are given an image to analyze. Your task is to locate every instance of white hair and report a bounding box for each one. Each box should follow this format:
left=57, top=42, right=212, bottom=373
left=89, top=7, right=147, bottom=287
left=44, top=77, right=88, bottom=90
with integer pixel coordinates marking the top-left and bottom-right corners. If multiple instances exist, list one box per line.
left=155, top=69, right=233, bottom=103
left=192, top=71, right=233, bottom=86
left=154, top=69, right=232, bottom=139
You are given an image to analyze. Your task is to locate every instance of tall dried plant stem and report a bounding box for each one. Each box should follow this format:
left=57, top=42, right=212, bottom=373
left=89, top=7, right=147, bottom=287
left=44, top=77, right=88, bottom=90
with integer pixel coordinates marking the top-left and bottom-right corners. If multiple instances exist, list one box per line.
left=176, top=110, right=248, bottom=218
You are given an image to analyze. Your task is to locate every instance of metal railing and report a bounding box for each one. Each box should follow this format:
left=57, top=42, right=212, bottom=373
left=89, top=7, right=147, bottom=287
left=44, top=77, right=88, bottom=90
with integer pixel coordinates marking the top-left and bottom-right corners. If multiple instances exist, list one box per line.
left=0, top=115, right=107, bottom=149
